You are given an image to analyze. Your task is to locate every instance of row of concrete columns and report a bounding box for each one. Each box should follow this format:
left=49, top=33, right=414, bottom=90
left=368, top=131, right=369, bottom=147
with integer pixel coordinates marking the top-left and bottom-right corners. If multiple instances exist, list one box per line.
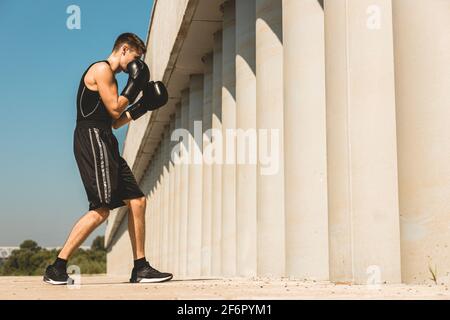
left=142, top=0, right=450, bottom=283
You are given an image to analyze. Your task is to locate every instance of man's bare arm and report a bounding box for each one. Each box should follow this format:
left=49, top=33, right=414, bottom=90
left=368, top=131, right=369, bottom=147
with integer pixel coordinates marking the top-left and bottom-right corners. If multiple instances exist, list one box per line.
left=112, top=111, right=132, bottom=129
left=95, top=63, right=130, bottom=120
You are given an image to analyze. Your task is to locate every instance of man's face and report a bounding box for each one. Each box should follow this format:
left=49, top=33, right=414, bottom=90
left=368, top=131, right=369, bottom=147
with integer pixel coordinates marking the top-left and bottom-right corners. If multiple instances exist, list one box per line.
left=119, top=45, right=143, bottom=72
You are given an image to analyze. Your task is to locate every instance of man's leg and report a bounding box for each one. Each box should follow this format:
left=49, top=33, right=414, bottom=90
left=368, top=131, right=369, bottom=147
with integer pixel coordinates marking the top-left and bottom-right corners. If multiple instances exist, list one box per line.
left=125, top=197, right=147, bottom=260
left=44, top=207, right=110, bottom=285
left=58, top=207, right=110, bottom=260
left=125, top=196, right=173, bottom=283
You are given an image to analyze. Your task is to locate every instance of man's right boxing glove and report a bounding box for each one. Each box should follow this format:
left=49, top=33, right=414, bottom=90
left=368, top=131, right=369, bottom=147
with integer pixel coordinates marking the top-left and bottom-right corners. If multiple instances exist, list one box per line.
left=121, top=59, right=150, bottom=103
left=126, top=81, right=169, bottom=121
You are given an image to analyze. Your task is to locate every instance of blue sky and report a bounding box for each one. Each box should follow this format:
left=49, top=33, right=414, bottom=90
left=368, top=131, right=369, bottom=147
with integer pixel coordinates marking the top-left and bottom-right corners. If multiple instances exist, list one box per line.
left=0, top=0, right=154, bottom=247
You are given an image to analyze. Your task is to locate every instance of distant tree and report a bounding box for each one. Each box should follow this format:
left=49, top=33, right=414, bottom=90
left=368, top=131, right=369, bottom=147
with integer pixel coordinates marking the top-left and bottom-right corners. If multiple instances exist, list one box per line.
left=90, top=236, right=106, bottom=251
left=0, top=237, right=106, bottom=276
left=19, top=240, right=41, bottom=252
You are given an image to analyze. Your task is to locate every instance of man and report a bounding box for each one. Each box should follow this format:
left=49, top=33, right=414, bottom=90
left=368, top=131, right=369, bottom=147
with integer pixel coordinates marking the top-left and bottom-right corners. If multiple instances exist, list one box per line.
left=43, top=33, right=171, bottom=285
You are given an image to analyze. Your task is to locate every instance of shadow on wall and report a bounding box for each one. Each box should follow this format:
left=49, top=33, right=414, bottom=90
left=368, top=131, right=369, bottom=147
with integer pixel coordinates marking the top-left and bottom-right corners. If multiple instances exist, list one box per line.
left=137, top=0, right=295, bottom=200
left=106, top=210, right=129, bottom=254
left=317, top=0, right=324, bottom=10
left=108, top=0, right=325, bottom=258
left=257, top=0, right=283, bottom=44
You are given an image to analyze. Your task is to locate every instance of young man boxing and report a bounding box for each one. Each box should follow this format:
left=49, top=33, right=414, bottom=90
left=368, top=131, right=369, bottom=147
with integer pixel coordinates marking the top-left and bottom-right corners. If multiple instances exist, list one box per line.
left=43, top=33, right=171, bottom=285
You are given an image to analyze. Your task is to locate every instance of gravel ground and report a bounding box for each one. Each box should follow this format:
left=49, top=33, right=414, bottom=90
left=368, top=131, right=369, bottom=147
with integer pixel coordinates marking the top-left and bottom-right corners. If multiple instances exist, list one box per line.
left=0, top=275, right=449, bottom=300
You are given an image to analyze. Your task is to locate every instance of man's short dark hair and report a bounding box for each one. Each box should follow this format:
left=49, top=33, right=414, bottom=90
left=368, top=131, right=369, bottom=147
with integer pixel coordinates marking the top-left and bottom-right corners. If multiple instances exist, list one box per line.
left=113, top=33, right=146, bottom=55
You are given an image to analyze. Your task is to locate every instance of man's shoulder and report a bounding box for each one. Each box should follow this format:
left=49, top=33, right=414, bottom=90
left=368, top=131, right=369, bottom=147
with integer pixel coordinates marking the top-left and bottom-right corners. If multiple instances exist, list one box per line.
left=89, top=61, right=113, bottom=79
left=91, top=61, right=111, bottom=72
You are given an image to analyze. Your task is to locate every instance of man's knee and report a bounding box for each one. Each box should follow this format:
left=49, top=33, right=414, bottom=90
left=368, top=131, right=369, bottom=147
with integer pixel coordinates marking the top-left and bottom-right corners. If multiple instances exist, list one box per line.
left=92, top=207, right=110, bottom=223
left=129, top=196, right=146, bottom=208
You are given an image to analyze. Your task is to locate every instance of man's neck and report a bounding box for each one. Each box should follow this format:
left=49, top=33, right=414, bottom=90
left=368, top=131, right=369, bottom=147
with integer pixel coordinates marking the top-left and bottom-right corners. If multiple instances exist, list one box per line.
left=106, top=54, right=121, bottom=74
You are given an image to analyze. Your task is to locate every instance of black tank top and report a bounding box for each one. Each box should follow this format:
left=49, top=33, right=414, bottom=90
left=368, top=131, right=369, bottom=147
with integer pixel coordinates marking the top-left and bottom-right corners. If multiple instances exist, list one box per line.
left=76, top=60, right=117, bottom=126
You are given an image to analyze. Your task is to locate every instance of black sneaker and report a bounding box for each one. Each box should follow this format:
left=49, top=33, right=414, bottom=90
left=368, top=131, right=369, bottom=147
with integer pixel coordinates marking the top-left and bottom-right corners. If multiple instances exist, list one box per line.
left=43, top=264, right=73, bottom=285
left=130, top=262, right=173, bottom=283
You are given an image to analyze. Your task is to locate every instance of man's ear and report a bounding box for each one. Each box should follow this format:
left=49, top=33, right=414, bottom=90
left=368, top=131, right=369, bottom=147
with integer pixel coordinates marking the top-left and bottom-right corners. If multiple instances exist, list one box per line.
left=121, top=44, right=129, bottom=56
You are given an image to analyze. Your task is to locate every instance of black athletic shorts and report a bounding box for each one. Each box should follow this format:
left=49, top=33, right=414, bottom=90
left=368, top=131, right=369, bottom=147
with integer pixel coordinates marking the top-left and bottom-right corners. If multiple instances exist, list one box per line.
left=73, top=121, right=145, bottom=211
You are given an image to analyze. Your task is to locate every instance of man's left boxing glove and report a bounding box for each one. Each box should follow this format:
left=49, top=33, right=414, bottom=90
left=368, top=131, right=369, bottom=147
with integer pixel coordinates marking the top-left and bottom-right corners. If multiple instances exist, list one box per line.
left=121, top=59, right=150, bottom=103
left=126, top=81, right=169, bottom=121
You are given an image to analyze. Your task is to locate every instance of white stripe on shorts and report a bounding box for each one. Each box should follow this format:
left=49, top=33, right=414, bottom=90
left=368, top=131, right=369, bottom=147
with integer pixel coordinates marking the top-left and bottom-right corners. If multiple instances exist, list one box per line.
left=88, top=129, right=103, bottom=203
left=97, top=130, right=112, bottom=203
left=93, top=129, right=109, bottom=203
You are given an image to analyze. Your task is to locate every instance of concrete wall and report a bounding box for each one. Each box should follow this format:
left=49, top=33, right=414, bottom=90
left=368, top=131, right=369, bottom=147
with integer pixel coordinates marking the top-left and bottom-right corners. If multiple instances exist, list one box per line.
left=106, top=214, right=133, bottom=276
left=107, top=0, right=450, bottom=284
left=393, top=0, right=450, bottom=284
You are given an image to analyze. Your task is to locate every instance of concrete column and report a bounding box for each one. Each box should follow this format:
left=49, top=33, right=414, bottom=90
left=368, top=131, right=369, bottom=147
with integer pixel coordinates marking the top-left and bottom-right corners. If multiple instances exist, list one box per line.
left=187, top=74, right=204, bottom=277
left=221, top=0, right=237, bottom=277
left=159, top=131, right=166, bottom=270
left=140, top=171, right=151, bottom=262
left=168, top=116, right=176, bottom=272
left=179, top=89, right=190, bottom=277
left=149, top=156, right=158, bottom=265
left=160, top=142, right=166, bottom=270
left=146, top=160, right=155, bottom=265
left=235, top=0, right=257, bottom=278
left=325, top=0, right=401, bottom=284
left=151, top=157, right=158, bottom=266
left=154, top=143, right=162, bottom=268
left=161, top=127, right=171, bottom=271
left=393, top=0, right=450, bottom=284
left=211, top=31, right=223, bottom=276
left=151, top=160, right=158, bottom=266
left=283, top=0, right=329, bottom=280
left=173, top=104, right=182, bottom=275
left=255, top=0, right=285, bottom=277
left=201, top=53, right=214, bottom=276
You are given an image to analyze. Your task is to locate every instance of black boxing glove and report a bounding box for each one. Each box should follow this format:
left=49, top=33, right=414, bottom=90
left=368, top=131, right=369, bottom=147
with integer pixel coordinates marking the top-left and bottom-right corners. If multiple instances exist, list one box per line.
left=121, top=59, right=150, bottom=103
left=126, top=81, right=169, bottom=121
left=145, top=81, right=169, bottom=110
